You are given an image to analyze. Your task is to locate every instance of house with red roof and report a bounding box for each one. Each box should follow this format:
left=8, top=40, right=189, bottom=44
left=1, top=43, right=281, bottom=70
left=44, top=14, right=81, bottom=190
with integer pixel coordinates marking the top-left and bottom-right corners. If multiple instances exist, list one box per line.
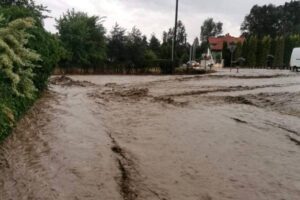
left=208, top=33, right=245, bottom=63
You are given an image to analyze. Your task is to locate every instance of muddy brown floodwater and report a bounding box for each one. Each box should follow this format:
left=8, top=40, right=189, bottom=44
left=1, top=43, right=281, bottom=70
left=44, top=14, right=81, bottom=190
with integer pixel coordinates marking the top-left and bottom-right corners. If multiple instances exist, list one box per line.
left=1, top=69, right=300, bottom=200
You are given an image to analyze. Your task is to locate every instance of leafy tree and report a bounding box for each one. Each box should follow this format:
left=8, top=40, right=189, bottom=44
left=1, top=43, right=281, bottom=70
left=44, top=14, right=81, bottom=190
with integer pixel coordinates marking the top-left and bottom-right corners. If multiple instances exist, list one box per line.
left=107, top=23, right=127, bottom=63
left=222, top=42, right=230, bottom=67
left=246, top=36, right=258, bottom=67
left=160, top=30, right=173, bottom=59
left=255, top=39, right=263, bottom=67
left=176, top=20, right=187, bottom=46
left=174, top=21, right=188, bottom=61
left=56, top=9, right=106, bottom=69
left=284, top=34, right=300, bottom=66
left=241, top=39, right=248, bottom=65
left=0, top=4, right=43, bottom=27
left=258, top=36, right=271, bottom=66
left=0, top=0, right=42, bottom=8
left=234, top=42, right=243, bottom=62
left=0, top=0, right=48, bottom=21
left=126, top=26, right=147, bottom=66
left=161, top=20, right=188, bottom=60
left=241, top=4, right=279, bottom=37
left=273, top=36, right=285, bottom=67
left=200, top=18, right=223, bottom=42
left=142, top=35, right=148, bottom=48
left=162, top=30, right=172, bottom=44
left=144, top=50, right=157, bottom=61
left=149, top=34, right=161, bottom=57
left=280, top=1, right=300, bottom=35
left=180, top=52, right=189, bottom=64
left=160, top=42, right=172, bottom=59
left=163, top=20, right=187, bottom=45
left=200, top=18, right=223, bottom=56
left=29, top=29, right=63, bottom=90
left=192, top=37, right=200, bottom=60
left=241, top=2, right=300, bottom=37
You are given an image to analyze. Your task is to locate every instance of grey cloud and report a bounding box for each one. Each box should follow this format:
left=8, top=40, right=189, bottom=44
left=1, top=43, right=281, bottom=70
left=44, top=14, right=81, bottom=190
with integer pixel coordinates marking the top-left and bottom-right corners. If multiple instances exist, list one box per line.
left=36, top=0, right=290, bottom=42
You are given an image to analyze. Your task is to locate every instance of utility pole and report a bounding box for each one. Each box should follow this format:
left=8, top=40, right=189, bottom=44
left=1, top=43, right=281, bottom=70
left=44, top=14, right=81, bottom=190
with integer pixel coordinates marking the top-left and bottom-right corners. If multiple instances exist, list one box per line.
left=171, top=0, right=179, bottom=61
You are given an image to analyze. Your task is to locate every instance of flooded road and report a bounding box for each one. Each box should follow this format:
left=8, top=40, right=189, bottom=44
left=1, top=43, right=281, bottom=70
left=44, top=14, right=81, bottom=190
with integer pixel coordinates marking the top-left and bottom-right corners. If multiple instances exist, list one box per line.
left=1, top=69, right=300, bottom=200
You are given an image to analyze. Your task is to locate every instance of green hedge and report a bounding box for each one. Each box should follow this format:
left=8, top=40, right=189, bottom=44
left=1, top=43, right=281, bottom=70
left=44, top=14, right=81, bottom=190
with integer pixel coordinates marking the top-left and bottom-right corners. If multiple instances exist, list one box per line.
left=0, top=6, right=61, bottom=142
left=0, top=74, right=36, bottom=141
left=58, top=59, right=178, bottom=75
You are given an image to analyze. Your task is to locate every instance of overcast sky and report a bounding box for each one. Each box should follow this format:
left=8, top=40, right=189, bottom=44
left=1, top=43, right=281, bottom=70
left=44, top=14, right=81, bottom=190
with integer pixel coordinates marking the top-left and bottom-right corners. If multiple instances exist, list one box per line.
left=36, top=0, right=290, bottom=43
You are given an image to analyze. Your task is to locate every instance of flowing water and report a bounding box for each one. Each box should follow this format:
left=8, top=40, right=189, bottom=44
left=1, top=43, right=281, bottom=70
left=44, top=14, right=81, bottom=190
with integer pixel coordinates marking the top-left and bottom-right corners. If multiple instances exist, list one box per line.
left=1, top=69, right=300, bottom=200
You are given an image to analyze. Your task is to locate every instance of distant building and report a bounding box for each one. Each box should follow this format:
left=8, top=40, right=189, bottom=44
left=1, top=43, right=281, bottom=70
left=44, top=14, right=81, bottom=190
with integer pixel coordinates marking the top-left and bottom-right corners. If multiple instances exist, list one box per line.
left=208, top=34, right=245, bottom=63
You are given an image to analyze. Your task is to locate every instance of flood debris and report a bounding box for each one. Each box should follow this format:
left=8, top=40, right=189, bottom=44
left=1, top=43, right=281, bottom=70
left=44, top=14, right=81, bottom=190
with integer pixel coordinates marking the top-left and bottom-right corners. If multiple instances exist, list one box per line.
left=105, top=82, right=118, bottom=87
left=50, top=75, right=95, bottom=87
left=223, top=96, right=254, bottom=105
left=101, top=88, right=149, bottom=100
left=222, top=92, right=300, bottom=117
left=117, top=88, right=149, bottom=98
left=153, top=96, right=188, bottom=107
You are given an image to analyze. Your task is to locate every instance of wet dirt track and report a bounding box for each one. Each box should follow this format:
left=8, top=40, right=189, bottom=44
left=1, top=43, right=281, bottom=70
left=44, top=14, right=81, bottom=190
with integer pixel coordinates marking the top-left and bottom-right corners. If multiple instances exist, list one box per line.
left=1, top=69, right=300, bottom=200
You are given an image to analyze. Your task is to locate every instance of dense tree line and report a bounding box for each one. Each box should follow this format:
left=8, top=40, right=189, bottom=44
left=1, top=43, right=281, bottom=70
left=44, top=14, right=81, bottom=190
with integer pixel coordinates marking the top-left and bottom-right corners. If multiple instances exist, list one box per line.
left=241, top=1, right=300, bottom=37
left=222, top=34, right=300, bottom=68
left=56, top=10, right=190, bottom=73
left=222, top=1, right=300, bottom=68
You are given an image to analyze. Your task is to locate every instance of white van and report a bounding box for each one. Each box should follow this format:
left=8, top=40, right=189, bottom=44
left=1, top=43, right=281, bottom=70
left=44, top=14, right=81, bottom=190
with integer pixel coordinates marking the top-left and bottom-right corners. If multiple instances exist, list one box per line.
left=290, top=48, right=300, bottom=72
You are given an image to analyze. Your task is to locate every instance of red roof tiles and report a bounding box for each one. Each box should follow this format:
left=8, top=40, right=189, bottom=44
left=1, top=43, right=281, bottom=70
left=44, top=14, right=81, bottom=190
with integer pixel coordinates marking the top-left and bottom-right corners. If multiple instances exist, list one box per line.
left=208, top=34, right=245, bottom=51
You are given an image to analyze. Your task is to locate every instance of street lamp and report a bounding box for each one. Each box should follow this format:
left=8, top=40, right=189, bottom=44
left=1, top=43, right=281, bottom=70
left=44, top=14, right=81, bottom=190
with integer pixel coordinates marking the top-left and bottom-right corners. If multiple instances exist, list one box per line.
left=171, top=0, right=179, bottom=62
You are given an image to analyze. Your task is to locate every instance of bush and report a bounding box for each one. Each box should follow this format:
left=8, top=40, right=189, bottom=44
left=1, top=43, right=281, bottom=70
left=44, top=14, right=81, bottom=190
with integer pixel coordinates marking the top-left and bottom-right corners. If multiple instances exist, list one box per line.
left=0, top=11, right=61, bottom=141
left=0, top=16, right=40, bottom=140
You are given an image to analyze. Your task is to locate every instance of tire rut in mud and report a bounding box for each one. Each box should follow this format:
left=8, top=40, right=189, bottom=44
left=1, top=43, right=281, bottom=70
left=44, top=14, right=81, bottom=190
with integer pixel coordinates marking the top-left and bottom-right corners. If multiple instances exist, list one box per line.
left=231, top=117, right=248, bottom=124
left=107, top=132, right=138, bottom=200
left=107, top=132, right=169, bottom=200
left=264, top=122, right=300, bottom=146
left=287, top=135, right=300, bottom=146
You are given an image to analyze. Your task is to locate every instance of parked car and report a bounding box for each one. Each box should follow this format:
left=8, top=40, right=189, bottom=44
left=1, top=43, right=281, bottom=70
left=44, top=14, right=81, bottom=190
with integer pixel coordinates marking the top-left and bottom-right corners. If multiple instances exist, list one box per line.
left=290, top=48, right=300, bottom=72
left=187, top=60, right=199, bottom=67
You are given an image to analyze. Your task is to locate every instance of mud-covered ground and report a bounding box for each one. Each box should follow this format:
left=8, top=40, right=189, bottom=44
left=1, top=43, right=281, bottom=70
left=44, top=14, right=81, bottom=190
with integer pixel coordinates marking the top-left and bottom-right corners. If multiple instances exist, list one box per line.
left=1, top=69, right=300, bottom=200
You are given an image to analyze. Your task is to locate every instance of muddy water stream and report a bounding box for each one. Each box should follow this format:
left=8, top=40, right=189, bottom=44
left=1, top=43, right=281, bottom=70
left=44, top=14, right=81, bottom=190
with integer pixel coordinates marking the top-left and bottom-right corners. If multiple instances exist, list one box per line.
left=1, top=69, right=300, bottom=200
